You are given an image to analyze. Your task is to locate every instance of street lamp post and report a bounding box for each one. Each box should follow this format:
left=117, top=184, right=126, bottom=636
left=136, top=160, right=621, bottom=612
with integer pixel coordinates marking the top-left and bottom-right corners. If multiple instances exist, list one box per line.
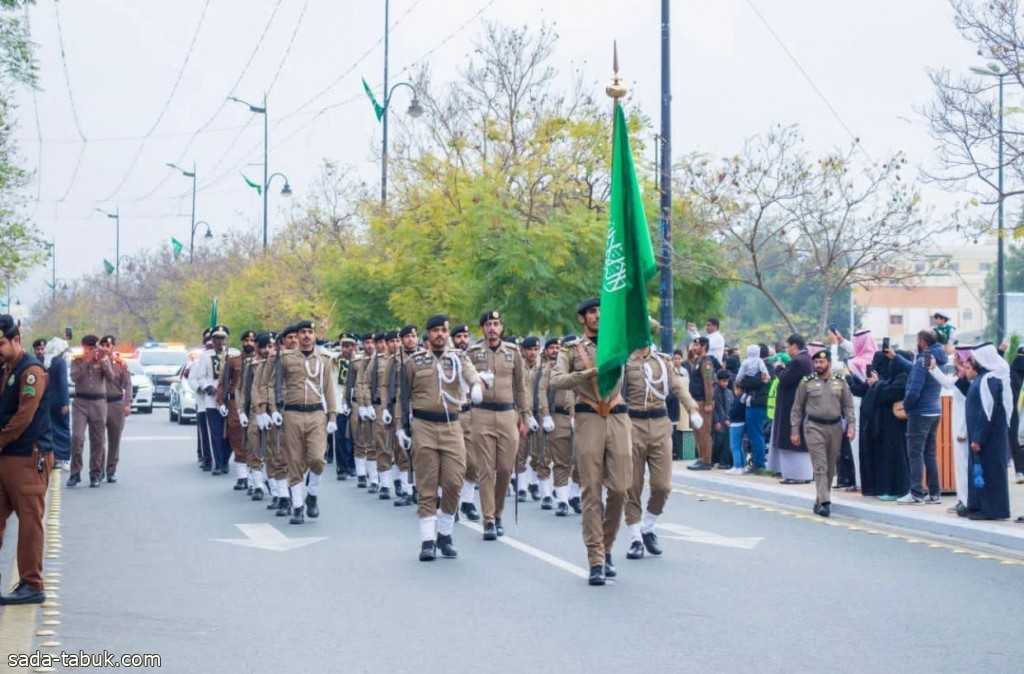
left=192, top=220, right=213, bottom=259
left=46, top=239, right=56, bottom=303
left=970, top=64, right=1012, bottom=344
left=167, top=162, right=198, bottom=263
left=379, top=0, right=424, bottom=207
left=229, top=95, right=291, bottom=250
left=95, top=207, right=120, bottom=288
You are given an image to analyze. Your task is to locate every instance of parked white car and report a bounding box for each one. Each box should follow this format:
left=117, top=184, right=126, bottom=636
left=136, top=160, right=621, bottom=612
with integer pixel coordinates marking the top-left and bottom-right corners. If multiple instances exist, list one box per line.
left=126, top=359, right=154, bottom=413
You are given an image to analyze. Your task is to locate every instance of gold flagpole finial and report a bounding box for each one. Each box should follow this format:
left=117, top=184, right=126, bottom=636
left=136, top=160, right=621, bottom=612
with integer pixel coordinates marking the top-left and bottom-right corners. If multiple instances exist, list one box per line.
left=606, top=40, right=627, bottom=100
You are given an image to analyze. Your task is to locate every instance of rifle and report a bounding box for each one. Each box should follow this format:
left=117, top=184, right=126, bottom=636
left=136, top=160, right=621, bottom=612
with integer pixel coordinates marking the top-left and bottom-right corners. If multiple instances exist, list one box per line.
left=273, top=349, right=283, bottom=456
left=531, top=362, right=547, bottom=463
left=241, top=356, right=254, bottom=453
left=221, top=352, right=232, bottom=441
left=399, top=354, right=413, bottom=490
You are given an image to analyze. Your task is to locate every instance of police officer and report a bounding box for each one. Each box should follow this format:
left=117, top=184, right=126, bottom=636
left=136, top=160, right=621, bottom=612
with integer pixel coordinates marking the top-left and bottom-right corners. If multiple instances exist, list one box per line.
left=255, top=326, right=298, bottom=515
left=99, top=334, right=131, bottom=484
left=550, top=298, right=632, bottom=586
left=0, top=314, right=54, bottom=605
left=387, top=325, right=419, bottom=506
left=190, top=326, right=231, bottom=475
left=623, top=321, right=702, bottom=559
left=237, top=331, right=269, bottom=500
left=685, top=336, right=717, bottom=471
left=467, top=309, right=530, bottom=540
left=396, top=314, right=483, bottom=561
left=451, top=324, right=481, bottom=520
left=789, top=349, right=856, bottom=518
left=350, top=333, right=376, bottom=488
left=69, top=334, right=115, bottom=487
left=517, top=336, right=551, bottom=506
left=540, top=337, right=577, bottom=516
left=220, top=330, right=255, bottom=491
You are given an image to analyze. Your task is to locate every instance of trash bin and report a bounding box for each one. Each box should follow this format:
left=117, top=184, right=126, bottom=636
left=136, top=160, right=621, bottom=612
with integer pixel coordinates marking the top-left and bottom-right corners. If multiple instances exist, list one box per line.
left=681, top=429, right=696, bottom=461
left=935, top=394, right=956, bottom=495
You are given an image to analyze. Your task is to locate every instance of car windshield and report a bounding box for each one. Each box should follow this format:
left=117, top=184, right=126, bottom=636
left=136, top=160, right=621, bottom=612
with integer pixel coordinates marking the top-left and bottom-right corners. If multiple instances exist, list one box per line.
left=138, top=350, right=188, bottom=367
left=126, top=360, right=144, bottom=375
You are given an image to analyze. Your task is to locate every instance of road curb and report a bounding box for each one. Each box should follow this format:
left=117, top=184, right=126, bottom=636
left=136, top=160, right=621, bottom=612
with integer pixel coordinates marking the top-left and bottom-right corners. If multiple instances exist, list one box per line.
left=671, top=469, right=1024, bottom=554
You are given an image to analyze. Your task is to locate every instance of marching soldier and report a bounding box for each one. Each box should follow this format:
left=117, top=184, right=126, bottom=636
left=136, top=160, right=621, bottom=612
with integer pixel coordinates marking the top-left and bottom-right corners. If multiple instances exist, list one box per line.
left=540, top=337, right=577, bottom=516
left=256, top=325, right=299, bottom=516
left=516, top=337, right=552, bottom=506
left=69, top=334, right=115, bottom=488
left=623, top=320, right=702, bottom=560
left=354, top=332, right=381, bottom=492
left=468, top=309, right=530, bottom=540
left=550, top=298, right=632, bottom=586
left=237, top=331, right=270, bottom=501
left=360, top=330, right=396, bottom=497
left=451, top=324, right=481, bottom=520
left=386, top=325, right=419, bottom=506
left=99, top=335, right=131, bottom=484
left=190, top=326, right=231, bottom=475
left=789, top=349, right=856, bottom=518
left=219, top=330, right=255, bottom=492
left=330, top=333, right=358, bottom=480
left=260, top=321, right=337, bottom=524
left=396, top=314, right=483, bottom=561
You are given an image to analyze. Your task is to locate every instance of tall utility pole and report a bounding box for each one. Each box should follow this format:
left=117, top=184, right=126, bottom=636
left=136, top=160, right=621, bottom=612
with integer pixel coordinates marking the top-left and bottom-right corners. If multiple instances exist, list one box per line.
left=261, top=92, right=269, bottom=249
left=168, top=163, right=197, bottom=262
left=380, top=0, right=391, bottom=206
left=658, top=0, right=674, bottom=353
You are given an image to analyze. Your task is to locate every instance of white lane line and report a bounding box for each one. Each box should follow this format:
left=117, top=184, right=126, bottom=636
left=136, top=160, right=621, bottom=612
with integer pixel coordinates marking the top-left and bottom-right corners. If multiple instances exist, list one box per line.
left=458, top=521, right=590, bottom=579
left=657, top=522, right=762, bottom=550
left=122, top=436, right=192, bottom=441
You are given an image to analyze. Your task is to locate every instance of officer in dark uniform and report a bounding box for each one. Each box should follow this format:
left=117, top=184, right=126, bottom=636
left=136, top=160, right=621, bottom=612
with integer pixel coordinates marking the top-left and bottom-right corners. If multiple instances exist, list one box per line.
left=0, top=314, right=54, bottom=605
left=790, top=349, right=856, bottom=518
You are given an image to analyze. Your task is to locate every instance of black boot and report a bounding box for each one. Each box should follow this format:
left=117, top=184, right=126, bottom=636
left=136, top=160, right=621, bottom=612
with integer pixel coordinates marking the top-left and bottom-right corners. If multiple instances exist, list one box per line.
left=482, top=522, right=497, bottom=541
left=67, top=473, right=80, bottom=487
left=394, top=491, right=414, bottom=507
left=357, top=475, right=367, bottom=488
left=555, top=501, right=568, bottom=517
left=368, top=481, right=380, bottom=494
left=419, top=540, right=436, bottom=562
left=528, top=483, right=540, bottom=501
left=233, top=478, right=247, bottom=491
left=603, top=553, right=617, bottom=578
left=0, top=581, right=45, bottom=605
left=336, top=471, right=347, bottom=481
left=251, top=487, right=265, bottom=501
left=517, top=489, right=528, bottom=503
left=494, top=518, right=505, bottom=537
left=436, top=534, right=458, bottom=558
left=394, top=479, right=403, bottom=495
left=642, top=531, right=662, bottom=556
left=266, top=496, right=280, bottom=510
left=378, top=486, right=391, bottom=500
left=540, top=496, right=554, bottom=510
left=568, top=496, right=582, bottom=514
left=89, top=475, right=101, bottom=488
left=588, top=565, right=606, bottom=586
left=460, top=502, right=481, bottom=521
left=627, top=539, right=644, bottom=559
left=290, top=506, right=305, bottom=524
left=276, top=498, right=292, bottom=517
left=818, top=502, right=831, bottom=518
left=305, top=494, right=320, bottom=518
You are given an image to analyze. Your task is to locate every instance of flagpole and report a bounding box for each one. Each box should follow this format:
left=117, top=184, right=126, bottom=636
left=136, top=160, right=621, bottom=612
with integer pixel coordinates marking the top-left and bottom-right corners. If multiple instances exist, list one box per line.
left=658, top=0, right=674, bottom=354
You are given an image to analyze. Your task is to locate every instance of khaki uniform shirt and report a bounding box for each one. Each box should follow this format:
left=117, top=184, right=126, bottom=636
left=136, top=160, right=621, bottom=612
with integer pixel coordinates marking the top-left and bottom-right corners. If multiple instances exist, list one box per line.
left=70, top=355, right=115, bottom=397
left=216, top=354, right=243, bottom=409
left=550, top=336, right=622, bottom=411
left=524, top=361, right=548, bottom=419
left=104, top=357, right=132, bottom=404
left=466, top=341, right=530, bottom=425
left=399, top=348, right=482, bottom=422
left=264, top=349, right=338, bottom=416
left=540, top=360, right=576, bottom=414
left=234, top=355, right=261, bottom=416
left=624, top=350, right=698, bottom=414
left=790, top=373, right=855, bottom=430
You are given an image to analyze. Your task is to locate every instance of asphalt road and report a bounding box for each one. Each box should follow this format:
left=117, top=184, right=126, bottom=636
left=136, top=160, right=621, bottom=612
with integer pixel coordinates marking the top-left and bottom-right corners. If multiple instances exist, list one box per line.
left=4, top=412, right=1022, bottom=673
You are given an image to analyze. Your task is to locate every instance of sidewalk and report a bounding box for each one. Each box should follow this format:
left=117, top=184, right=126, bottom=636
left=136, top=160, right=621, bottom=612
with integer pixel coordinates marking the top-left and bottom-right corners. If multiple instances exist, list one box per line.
left=671, top=460, right=1024, bottom=555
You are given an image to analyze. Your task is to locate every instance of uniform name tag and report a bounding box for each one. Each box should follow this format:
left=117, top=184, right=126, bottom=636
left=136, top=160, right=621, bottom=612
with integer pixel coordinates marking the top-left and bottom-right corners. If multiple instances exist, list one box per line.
left=475, top=352, right=487, bottom=362
left=504, top=352, right=514, bottom=362
left=414, top=355, right=433, bottom=368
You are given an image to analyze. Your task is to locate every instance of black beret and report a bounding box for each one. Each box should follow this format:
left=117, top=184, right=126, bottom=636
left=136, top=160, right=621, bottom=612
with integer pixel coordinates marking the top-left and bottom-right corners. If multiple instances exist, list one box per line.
left=211, top=325, right=229, bottom=338
left=360, top=332, right=375, bottom=342
left=576, top=297, right=599, bottom=315
left=425, top=314, right=449, bottom=331
left=240, top=330, right=256, bottom=341
left=32, top=338, right=46, bottom=349
left=544, top=337, right=560, bottom=349
left=812, top=350, right=831, bottom=361
left=255, top=332, right=273, bottom=348
left=374, top=331, right=387, bottom=341
left=384, top=330, right=399, bottom=341
left=479, top=309, right=502, bottom=326
left=399, top=324, right=417, bottom=338
left=0, top=314, right=17, bottom=339
left=451, top=324, right=469, bottom=337
left=520, top=336, right=540, bottom=349
left=294, top=320, right=314, bottom=332
left=280, top=324, right=298, bottom=337
left=202, top=327, right=212, bottom=339
left=100, top=334, right=116, bottom=345
left=81, top=334, right=99, bottom=347
left=561, top=334, right=578, bottom=345
left=340, top=334, right=358, bottom=346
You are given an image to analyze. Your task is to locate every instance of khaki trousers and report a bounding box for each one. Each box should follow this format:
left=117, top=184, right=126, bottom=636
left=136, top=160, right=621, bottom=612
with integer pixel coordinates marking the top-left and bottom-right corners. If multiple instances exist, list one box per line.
left=352, top=417, right=375, bottom=460
left=104, top=401, right=126, bottom=476
left=411, top=417, right=466, bottom=518
left=515, top=433, right=529, bottom=475
left=282, top=411, right=327, bottom=486
left=693, top=407, right=713, bottom=463
left=373, top=407, right=393, bottom=473
left=529, top=434, right=552, bottom=480
left=472, top=408, right=520, bottom=523
left=575, top=410, right=632, bottom=567
left=0, top=451, right=52, bottom=591
left=460, top=411, right=477, bottom=483
left=805, top=420, right=842, bottom=505
left=245, top=423, right=264, bottom=470
left=263, top=426, right=288, bottom=480
left=71, top=398, right=107, bottom=478
left=625, top=415, right=673, bottom=525
left=227, top=409, right=246, bottom=465
left=549, top=413, right=573, bottom=487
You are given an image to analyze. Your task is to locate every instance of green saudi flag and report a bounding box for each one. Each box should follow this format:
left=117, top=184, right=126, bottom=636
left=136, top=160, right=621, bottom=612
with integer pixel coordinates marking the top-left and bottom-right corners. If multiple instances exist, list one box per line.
left=171, top=237, right=184, bottom=261
left=362, top=77, right=384, bottom=122
left=103, top=259, right=115, bottom=275
left=209, top=297, right=218, bottom=328
left=242, top=174, right=262, bottom=195
left=596, top=103, right=657, bottom=398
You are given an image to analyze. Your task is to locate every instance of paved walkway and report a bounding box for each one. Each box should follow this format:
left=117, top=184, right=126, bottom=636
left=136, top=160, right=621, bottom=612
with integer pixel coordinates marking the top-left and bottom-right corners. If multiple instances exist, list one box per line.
left=672, top=460, right=1024, bottom=555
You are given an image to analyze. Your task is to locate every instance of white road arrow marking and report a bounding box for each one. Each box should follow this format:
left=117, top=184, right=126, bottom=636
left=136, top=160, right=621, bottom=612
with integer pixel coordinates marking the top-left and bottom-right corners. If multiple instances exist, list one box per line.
left=656, top=523, right=762, bottom=550
left=212, top=523, right=327, bottom=552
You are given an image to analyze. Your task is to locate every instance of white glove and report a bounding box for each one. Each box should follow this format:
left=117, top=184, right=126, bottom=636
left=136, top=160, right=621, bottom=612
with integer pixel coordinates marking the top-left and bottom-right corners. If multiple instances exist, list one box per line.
left=326, top=420, right=338, bottom=435
left=382, top=409, right=392, bottom=425
left=256, top=413, right=271, bottom=430
left=527, top=415, right=540, bottom=432
left=478, top=371, right=495, bottom=387
left=396, top=428, right=412, bottom=450
left=357, top=405, right=368, bottom=420
left=339, top=402, right=350, bottom=416
left=542, top=415, right=555, bottom=433
left=271, top=411, right=283, bottom=427
left=218, top=404, right=229, bottom=417
left=471, top=383, right=484, bottom=405
left=366, top=406, right=377, bottom=421
left=689, top=411, right=704, bottom=430
left=239, top=412, right=249, bottom=428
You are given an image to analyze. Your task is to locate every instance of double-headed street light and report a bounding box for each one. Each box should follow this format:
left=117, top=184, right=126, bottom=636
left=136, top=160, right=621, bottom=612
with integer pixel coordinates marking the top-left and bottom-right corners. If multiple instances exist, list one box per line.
left=193, top=219, right=213, bottom=258
left=229, top=95, right=291, bottom=250
left=167, top=162, right=199, bottom=263
left=970, top=63, right=1015, bottom=344
left=379, top=81, right=423, bottom=206
left=94, top=207, right=120, bottom=288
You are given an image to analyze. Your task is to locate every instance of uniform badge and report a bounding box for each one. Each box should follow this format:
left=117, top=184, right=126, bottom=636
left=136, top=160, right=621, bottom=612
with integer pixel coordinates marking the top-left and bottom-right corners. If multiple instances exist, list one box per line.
left=6, top=374, right=13, bottom=386
left=22, top=385, right=35, bottom=397
left=26, top=373, right=36, bottom=385
left=504, top=352, right=514, bottom=362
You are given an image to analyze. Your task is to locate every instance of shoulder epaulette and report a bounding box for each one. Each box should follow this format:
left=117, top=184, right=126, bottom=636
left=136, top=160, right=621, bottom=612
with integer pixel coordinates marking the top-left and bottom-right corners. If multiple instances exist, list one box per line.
left=803, top=374, right=816, bottom=382
left=467, top=343, right=483, bottom=352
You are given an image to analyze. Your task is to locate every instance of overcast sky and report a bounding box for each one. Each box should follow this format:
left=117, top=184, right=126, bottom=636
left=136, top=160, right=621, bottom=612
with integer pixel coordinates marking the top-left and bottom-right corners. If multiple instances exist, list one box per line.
left=8, top=0, right=990, bottom=311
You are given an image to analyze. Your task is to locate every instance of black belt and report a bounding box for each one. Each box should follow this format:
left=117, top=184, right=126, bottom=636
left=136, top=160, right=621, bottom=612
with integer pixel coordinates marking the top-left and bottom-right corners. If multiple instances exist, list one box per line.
left=575, top=403, right=628, bottom=415
left=473, top=402, right=515, bottom=412
left=76, top=392, right=105, bottom=401
left=628, top=408, right=668, bottom=420
left=283, top=404, right=323, bottom=413
left=372, top=398, right=382, bottom=405
left=806, top=415, right=841, bottom=425
left=461, top=403, right=471, bottom=413
left=553, top=406, right=571, bottom=415
left=106, top=396, right=126, bottom=403
left=413, top=409, right=459, bottom=423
